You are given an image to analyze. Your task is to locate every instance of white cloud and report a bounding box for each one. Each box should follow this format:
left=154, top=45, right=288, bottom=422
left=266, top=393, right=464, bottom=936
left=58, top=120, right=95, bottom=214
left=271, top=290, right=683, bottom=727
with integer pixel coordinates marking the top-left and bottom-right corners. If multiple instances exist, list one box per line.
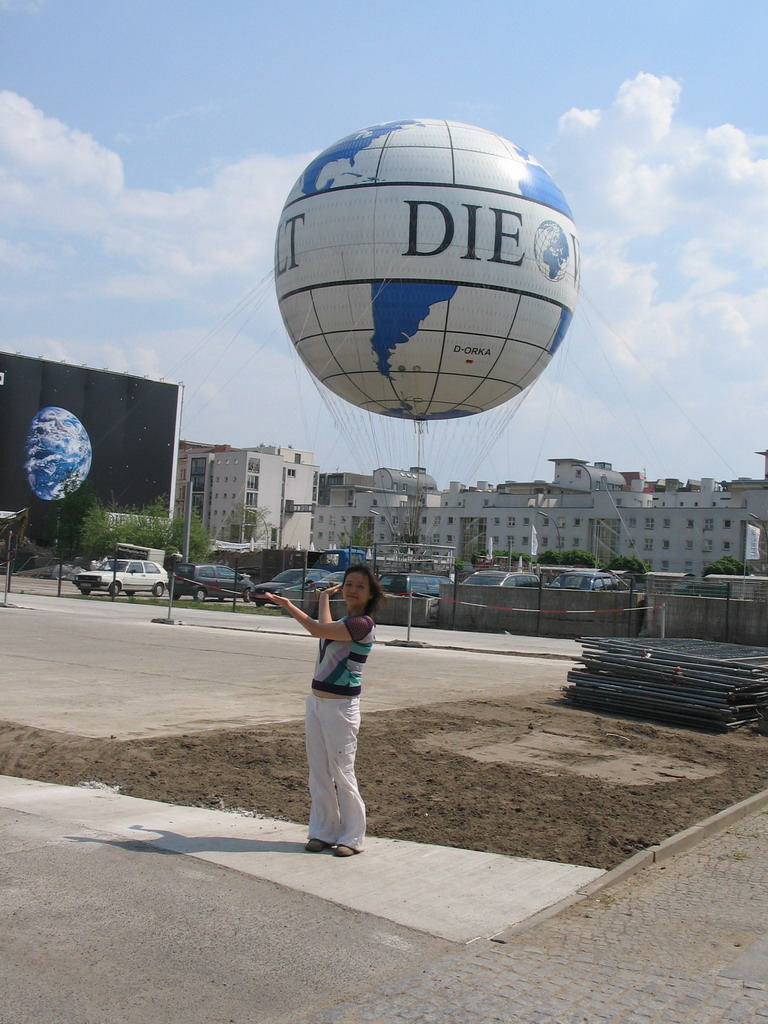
left=0, top=91, right=123, bottom=202
left=3, top=77, right=768, bottom=484
left=0, top=91, right=308, bottom=304
left=529, top=72, right=768, bottom=479
left=0, top=0, right=46, bottom=10
left=614, top=72, right=680, bottom=142
left=558, top=107, right=601, bottom=133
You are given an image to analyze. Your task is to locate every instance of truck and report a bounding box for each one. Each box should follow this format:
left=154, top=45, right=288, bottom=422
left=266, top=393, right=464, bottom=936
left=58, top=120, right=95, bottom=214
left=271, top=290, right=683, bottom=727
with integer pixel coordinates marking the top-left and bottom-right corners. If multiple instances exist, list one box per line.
left=311, top=548, right=368, bottom=573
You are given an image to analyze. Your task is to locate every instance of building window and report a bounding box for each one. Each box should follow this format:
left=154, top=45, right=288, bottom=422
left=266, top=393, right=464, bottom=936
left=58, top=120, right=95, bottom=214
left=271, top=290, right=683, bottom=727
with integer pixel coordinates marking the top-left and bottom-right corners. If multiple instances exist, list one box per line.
left=644, top=517, right=654, bottom=529
left=723, top=519, right=731, bottom=529
left=702, top=539, right=713, bottom=552
left=687, top=519, right=695, bottom=529
left=574, top=518, right=581, bottom=527
left=662, top=539, right=670, bottom=549
left=627, top=517, right=636, bottom=528
left=685, top=540, right=693, bottom=550
left=703, top=519, right=714, bottom=531
left=723, top=541, right=731, bottom=551
left=663, top=518, right=671, bottom=528
left=644, top=538, right=653, bottom=550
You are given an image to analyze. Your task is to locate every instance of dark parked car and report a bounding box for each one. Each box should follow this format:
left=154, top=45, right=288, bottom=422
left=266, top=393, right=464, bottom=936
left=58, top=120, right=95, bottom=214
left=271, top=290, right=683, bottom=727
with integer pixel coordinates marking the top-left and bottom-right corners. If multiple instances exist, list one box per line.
left=282, top=571, right=346, bottom=594
left=248, top=568, right=332, bottom=605
left=545, top=570, right=628, bottom=591
left=172, top=563, right=254, bottom=602
left=376, top=572, right=453, bottom=597
left=460, top=571, right=540, bottom=588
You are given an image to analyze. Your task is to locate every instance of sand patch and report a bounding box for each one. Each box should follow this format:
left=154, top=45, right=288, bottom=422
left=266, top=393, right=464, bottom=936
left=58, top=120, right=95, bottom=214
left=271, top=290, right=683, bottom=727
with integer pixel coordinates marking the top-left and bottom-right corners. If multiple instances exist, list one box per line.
left=413, top=727, right=721, bottom=785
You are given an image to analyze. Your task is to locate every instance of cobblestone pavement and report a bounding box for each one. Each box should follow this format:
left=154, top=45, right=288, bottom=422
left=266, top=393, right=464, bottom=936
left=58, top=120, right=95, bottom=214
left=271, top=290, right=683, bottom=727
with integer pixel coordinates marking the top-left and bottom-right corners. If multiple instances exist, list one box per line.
left=298, top=807, right=768, bottom=1024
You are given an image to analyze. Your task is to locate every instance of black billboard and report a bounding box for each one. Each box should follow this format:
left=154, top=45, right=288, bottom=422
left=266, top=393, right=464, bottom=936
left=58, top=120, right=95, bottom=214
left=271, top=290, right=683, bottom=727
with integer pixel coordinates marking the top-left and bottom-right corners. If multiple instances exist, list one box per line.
left=0, top=352, right=181, bottom=540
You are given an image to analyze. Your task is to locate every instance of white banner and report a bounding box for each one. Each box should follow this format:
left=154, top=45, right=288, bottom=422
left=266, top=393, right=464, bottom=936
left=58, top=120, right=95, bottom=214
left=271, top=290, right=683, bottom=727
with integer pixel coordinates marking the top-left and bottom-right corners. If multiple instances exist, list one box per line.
left=531, top=524, right=538, bottom=558
left=745, top=522, right=761, bottom=561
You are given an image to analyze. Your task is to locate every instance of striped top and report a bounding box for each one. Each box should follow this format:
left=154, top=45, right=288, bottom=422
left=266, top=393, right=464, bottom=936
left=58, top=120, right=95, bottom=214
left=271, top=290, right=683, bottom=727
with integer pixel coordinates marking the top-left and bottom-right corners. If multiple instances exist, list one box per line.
left=311, top=615, right=375, bottom=697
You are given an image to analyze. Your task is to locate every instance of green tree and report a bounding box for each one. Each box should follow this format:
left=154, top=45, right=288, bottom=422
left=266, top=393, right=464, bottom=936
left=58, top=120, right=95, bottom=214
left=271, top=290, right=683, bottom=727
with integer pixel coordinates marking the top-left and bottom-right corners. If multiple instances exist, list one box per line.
left=537, top=550, right=562, bottom=565
left=42, top=478, right=99, bottom=555
left=337, top=520, right=374, bottom=550
left=703, top=555, right=752, bottom=576
left=80, top=498, right=212, bottom=561
left=220, top=504, right=273, bottom=546
left=558, top=548, right=599, bottom=567
left=607, top=555, right=650, bottom=574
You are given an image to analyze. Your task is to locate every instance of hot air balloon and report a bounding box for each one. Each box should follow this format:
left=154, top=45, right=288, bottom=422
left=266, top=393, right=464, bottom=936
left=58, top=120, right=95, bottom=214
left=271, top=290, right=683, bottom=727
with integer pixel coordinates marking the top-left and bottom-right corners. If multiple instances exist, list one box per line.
left=274, top=119, right=579, bottom=421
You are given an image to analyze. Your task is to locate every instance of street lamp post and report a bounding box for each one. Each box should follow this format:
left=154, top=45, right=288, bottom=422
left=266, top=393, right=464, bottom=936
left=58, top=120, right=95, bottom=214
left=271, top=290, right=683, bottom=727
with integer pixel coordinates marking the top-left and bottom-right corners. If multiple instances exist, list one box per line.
left=536, top=510, right=562, bottom=554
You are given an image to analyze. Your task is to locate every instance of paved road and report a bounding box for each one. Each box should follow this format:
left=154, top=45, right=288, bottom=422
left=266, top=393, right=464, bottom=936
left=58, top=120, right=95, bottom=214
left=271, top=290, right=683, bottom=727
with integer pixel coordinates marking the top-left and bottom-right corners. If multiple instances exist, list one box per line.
left=1, top=592, right=767, bottom=1023
left=1, top=591, right=575, bottom=737
left=294, top=802, right=768, bottom=1024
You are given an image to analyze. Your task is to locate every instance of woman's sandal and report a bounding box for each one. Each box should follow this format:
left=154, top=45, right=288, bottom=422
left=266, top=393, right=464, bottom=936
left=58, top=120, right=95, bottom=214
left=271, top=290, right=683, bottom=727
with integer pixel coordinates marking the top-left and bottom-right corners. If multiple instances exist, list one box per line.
left=304, top=838, right=332, bottom=853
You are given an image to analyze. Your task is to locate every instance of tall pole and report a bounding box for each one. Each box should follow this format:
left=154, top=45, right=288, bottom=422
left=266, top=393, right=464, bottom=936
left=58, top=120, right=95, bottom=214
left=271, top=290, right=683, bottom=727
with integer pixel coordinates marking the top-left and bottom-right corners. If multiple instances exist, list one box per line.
left=182, top=476, right=193, bottom=562
left=536, top=510, right=561, bottom=555
left=3, top=528, right=11, bottom=605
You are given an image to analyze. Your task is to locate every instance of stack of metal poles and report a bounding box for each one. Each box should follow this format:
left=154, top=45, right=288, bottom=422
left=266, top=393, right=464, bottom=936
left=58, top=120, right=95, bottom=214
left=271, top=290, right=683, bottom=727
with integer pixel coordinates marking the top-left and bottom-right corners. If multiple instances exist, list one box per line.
left=564, top=637, right=768, bottom=731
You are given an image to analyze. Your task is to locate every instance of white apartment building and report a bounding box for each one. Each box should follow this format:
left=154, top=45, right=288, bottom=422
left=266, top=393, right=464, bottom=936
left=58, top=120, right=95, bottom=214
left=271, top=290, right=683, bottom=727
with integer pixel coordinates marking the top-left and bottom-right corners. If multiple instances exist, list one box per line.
left=176, top=442, right=318, bottom=549
left=313, top=454, right=768, bottom=575
left=314, top=467, right=440, bottom=550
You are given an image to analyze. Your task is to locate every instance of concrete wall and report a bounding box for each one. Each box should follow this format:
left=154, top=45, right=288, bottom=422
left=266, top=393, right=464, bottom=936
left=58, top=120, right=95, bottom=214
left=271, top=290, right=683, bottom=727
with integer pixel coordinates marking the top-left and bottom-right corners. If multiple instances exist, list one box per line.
left=436, top=584, right=643, bottom=639
left=280, top=594, right=440, bottom=629
left=642, top=595, right=768, bottom=646
left=282, top=586, right=768, bottom=648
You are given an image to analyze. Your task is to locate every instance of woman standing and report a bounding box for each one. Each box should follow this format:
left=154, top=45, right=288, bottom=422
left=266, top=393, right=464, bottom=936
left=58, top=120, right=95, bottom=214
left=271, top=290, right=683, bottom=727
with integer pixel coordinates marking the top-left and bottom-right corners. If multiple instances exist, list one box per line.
left=266, top=565, right=385, bottom=857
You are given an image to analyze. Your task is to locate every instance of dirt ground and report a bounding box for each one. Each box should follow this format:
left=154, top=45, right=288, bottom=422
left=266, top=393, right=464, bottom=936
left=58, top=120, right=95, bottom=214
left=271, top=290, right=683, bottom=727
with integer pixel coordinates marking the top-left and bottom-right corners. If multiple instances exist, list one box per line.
left=1, top=688, right=766, bottom=870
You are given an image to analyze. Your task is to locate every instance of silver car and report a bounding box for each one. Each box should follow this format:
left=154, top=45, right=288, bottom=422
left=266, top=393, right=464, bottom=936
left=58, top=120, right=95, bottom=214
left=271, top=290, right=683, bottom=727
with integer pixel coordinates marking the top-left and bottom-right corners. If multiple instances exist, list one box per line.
left=461, top=571, right=540, bottom=588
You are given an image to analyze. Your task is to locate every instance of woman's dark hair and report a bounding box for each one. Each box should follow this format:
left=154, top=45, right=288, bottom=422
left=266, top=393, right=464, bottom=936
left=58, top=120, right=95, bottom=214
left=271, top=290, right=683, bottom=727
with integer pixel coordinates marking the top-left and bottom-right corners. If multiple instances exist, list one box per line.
left=343, top=564, right=387, bottom=617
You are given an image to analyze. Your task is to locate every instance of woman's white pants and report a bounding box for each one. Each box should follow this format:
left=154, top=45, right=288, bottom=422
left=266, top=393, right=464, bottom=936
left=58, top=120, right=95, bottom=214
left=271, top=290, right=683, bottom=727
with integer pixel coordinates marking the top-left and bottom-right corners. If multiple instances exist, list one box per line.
left=305, top=693, right=366, bottom=851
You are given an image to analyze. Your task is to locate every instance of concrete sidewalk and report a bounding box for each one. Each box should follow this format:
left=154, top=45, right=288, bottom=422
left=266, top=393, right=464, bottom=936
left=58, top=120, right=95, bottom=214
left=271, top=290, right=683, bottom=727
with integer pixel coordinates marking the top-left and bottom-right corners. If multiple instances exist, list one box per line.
left=3, top=779, right=767, bottom=1023
left=0, top=775, right=602, bottom=945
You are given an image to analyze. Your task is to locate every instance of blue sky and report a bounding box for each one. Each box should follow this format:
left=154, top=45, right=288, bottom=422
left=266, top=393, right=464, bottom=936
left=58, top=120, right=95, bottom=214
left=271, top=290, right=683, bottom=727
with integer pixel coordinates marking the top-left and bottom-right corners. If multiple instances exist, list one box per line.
left=3, top=0, right=768, bottom=489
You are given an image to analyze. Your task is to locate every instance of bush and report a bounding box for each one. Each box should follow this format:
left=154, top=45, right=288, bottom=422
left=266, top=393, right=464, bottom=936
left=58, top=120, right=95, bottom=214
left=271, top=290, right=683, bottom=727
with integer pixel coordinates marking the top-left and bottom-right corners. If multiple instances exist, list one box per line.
left=80, top=498, right=212, bottom=561
left=607, top=556, right=650, bottom=574
left=703, top=556, right=752, bottom=576
left=558, top=548, right=599, bottom=567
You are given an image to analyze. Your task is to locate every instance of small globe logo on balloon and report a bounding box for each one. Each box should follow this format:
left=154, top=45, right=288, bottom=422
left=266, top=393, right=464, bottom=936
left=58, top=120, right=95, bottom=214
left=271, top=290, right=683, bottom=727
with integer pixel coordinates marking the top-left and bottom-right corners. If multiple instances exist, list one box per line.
left=274, top=118, right=579, bottom=421
left=24, top=406, right=93, bottom=501
left=534, top=220, right=570, bottom=283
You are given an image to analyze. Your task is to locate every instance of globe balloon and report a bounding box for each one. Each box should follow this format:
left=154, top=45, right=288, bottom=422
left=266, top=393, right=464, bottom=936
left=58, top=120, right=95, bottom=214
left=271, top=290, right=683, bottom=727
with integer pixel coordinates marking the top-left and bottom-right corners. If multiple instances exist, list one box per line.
left=274, top=119, right=579, bottom=421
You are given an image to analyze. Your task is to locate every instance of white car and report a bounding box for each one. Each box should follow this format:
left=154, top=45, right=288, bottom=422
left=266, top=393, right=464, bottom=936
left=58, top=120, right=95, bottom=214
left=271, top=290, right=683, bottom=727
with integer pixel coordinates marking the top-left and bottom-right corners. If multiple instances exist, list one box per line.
left=74, top=558, right=168, bottom=597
